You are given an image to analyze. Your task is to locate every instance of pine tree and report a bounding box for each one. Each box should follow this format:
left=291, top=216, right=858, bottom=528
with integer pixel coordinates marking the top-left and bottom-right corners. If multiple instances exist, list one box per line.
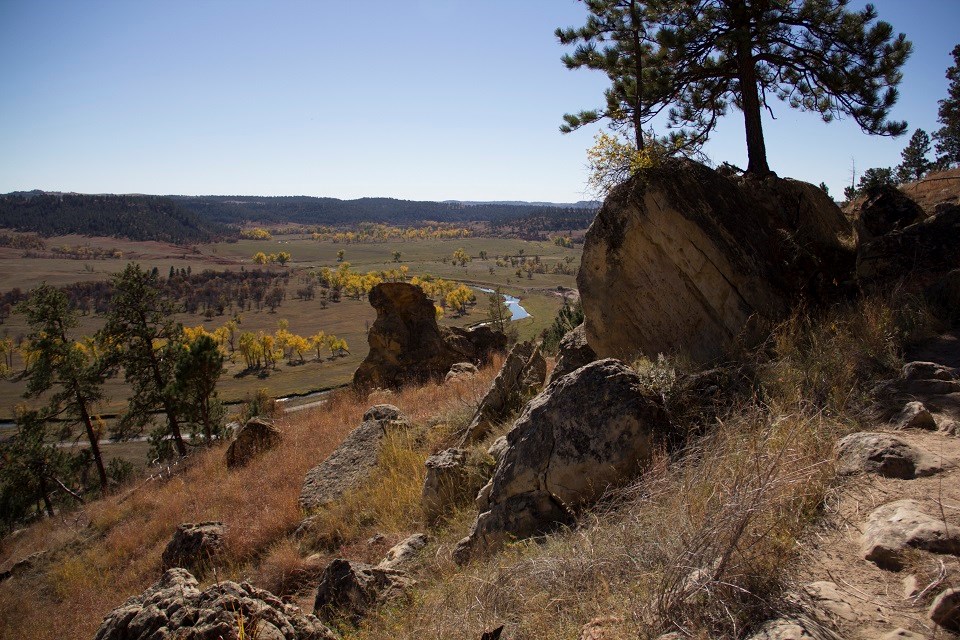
left=656, top=0, right=911, bottom=174
left=19, top=284, right=109, bottom=491
left=934, top=44, right=960, bottom=167
left=173, top=335, right=225, bottom=443
left=895, top=129, right=932, bottom=183
left=556, top=0, right=664, bottom=151
left=99, top=264, right=188, bottom=458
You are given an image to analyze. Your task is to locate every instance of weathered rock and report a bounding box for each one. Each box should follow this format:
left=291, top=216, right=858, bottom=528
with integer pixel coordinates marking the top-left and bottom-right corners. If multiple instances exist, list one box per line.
left=902, top=361, right=959, bottom=382
left=861, top=499, right=960, bottom=570
left=746, top=618, right=814, bottom=640
left=0, top=550, right=47, bottom=583
left=299, top=408, right=409, bottom=512
left=487, top=435, right=508, bottom=462
left=422, top=448, right=470, bottom=523
left=445, top=362, right=479, bottom=382
left=161, top=522, right=226, bottom=574
left=892, top=401, right=938, bottom=431
left=879, top=630, right=925, bottom=640
left=313, top=558, right=415, bottom=624
left=803, top=581, right=857, bottom=624
left=94, top=568, right=335, bottom=640
left=850, top=184, right=926, bottom=242
left=547, top=324, right=597, bottom=383
left=857, top=204, right=960, bottom=284
left=460, top=341, right=546, bottom=445
left=579, top=616, right=627, bottom=640
left=926, top=268, right=960, bottom=324
left=455, top=359, right=673, bottom=562
left=929, top=587, right=960, bottom=631
left=353, top=283, right=506, bottom=390
left=579, top=159, right=854, bottom=364
left=378, top=533, right=429, bottom=570
left=835, top=432, right=941, bottom=479
left=225, top=417, right=281, bottom=469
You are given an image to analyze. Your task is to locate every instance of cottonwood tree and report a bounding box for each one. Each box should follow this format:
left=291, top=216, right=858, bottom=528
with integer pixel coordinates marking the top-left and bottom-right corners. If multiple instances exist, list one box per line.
left=657, top=0, right=912, bottom=174
left=896, top=129, right=932, bottom=183
left=934, top=44, right=960, bottom=167
left=99, top=264, right=189, bottom=458
left=19, top=284, right=109, bottom=491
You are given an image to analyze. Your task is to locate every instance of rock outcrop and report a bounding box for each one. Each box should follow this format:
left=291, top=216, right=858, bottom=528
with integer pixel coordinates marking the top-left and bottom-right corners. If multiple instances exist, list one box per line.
left=160, top=522, right=226, bottom=575
left=460, top=341, right=546, bottom=445
left=860, top=499, right=960, bottom=570
left=455, top=359, right=674, bottom=562
left=422, top=448, right=470, bottom=523
left=835, top=432, right=941, bottom=479
left=94, top=568, right=335, bottom=640
left=849, top=185, right=926, bottom=243
left=547, top=324, right=597, bottom=384
left=857, top=204, right=960, bottom=284
left=225, top=417, right=281, bottom=469
left=378, top=533, right=429, bottom=570
left=353, top=283, right=506, bottom=390
left=299, top=406, right=409, bottom=512
left=578, top=159, right=854, bottom=364
left=445, top=362, right=479, bottom=382
left=313, top=559, right=415, bottom=624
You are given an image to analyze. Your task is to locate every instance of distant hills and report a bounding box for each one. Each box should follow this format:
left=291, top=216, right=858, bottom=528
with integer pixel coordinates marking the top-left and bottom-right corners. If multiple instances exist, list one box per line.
left=0, top=191, right=599, bottom=243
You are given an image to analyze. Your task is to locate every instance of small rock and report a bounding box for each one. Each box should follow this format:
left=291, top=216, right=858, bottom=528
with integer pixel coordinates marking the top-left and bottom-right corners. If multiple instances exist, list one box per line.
left=548, top=324, right=597, bottom=384
left=929, top=587, right=960, bottom=631
left=902, top=574, right=919, bottom=599
left=313, top=558, right=415, bottom=624
left=880, top=629, right=926, bottom=640
left=422, top=448, right=470, bottom=523
left=803, top=580, right=857, bottom=623
left=902, top=361, right=958, bottom=381
left=835, top=432, right=941, bottom=479
left=579, top=615, right=626, bottom=640
left=363, top=404, right=403, bottom=421
left=445, top=362, right=479, bottom=382
left=893, top=401, right=938, bottom=431
left=861, top=499, right=960, bottom=570
left=366, top=533, right=386, bottom=545
left=160, top=522, right=226, bottom=575
left=746, top=618, right=814, bottom=640
left=487, top=435, right=508, bottom=462
left=378, top=533, right=428, bottom=570
left=225, top=417, right=282, bottom=468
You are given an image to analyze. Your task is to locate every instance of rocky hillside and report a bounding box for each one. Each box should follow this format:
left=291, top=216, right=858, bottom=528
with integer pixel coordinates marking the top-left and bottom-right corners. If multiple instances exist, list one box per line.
left=1, top=161, right=958, bottom=640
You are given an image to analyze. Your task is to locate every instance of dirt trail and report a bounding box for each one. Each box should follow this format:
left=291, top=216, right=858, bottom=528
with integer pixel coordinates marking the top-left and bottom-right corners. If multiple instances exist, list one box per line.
left=788, top=332, right=960, bottom=639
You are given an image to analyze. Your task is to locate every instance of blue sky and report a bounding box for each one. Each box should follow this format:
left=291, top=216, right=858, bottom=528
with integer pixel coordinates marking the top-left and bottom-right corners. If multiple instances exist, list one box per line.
left=1, top=0, right=957, bottom=202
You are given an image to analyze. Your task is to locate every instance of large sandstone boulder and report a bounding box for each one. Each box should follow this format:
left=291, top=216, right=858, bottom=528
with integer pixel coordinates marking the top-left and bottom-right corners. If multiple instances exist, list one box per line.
left=849, top=185, right=926, bottom=242
left=578, top=159, right=854, bottom=364
left=455, top=359, right=674, bottom=562
left=857, top=204, right=960, bottom=284
left=353, top=282, right=506, bottom=390
left=299, top=406, right=409, bottom=512
left=313, top=558, right=415, bottom=624
left=835, top=432, right=941, bottom=479
left=160, top=522, right=226, bottom=575
left=547, top=324, right=597, bottom=384
left=460, top=341, right=546, bottom=445
left=860, top=499, right=960, bottom=570
left=94, top=568, right=335, bottom=640
left=225, top=417, right=281, bottom=469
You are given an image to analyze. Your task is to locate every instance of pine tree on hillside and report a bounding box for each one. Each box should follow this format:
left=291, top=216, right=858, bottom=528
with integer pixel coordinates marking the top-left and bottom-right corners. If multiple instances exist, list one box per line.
left=655, top=0, right=912, bottom=175
left=896, top=129, right=933, bottom=183
left=934, top=44, right=960, bottom=167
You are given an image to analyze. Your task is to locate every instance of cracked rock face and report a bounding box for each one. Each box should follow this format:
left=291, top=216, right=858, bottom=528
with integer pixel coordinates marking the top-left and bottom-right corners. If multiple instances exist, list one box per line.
left=578, top=159, right=854, bottom=364
left=160, top=522, right=226, bottom=575
left=455, top=359, right=673, bottom=562
left=547, top=324, right=597, bottom=384
left=313, top=559, right=415, bottom=624
left=94, top=568, right=335, bottom=640
left=835, top=432, right=942, bottom=479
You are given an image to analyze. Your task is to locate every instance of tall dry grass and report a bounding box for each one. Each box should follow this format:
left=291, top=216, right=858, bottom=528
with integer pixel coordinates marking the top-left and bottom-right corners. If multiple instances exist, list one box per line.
left=0, top=360, right=498, bottom=640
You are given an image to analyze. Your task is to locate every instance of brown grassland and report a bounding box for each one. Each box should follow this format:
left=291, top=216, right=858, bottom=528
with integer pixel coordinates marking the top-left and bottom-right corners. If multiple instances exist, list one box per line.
left=0, top=283, right=941, bottom=639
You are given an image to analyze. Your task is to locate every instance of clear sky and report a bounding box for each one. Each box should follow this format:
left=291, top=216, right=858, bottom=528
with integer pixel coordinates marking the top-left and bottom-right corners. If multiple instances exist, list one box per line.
left=1, top=0, right=957, bottom=202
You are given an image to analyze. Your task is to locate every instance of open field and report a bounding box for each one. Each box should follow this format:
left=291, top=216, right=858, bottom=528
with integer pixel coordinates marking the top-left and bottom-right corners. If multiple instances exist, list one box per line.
left=0, top=231, right=580, bottom=448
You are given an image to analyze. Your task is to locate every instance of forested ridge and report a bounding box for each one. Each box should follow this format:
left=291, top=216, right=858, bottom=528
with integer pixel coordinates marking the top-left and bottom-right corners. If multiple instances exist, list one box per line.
left=0, top=192, right=226, bottom=244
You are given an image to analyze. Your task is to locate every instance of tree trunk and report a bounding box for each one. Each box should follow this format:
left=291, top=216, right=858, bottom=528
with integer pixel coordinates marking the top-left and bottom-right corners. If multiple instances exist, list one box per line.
left=39, top=475, right=54, bottom=517
left=735, top=33, right=770, bottom=174
left=76, top=391, right=108, bottom=491
left=630, top=0, right=644, bottom=151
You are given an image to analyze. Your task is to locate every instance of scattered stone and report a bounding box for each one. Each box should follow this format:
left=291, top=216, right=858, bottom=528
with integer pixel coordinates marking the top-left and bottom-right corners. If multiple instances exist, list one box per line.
left=160, top=522, right=226, bottom=575
left=299, top=407, right=409, bottom=512
left=313, top=558, right=415, bottom=624
left=487, top=435, right=508, bottom=462
left=579, top=159, right=854, bottom=364
left=861, top=499, right=960, bottom=570
left=902, top=361, right=958, bottom=382
left=481, top=626, right=504, bottom=640
left=835, top=432, right=941, bottom=479
left=94, top=568, right=335, bottom=640
left=353, top=282, right=506, bottom=390
left=892, top=401, right=938, bottom=431
left=929, top=587, right=960, bottom=631
left=460, top=341, right=547, bottom=445
left=445, top=362, right=479, bottom=382
left=547, top=324, right=597, bottom=384
left=378, top=533, right=429, bottom=570
left=902, top=575, right=920, bottom=599
left=225, top=417, right=282, bottom=469
left=880, top=629, right=925, bottom=640
left=422, top=448, right=470, bottom=523
left=455, top=359, right=674, bottom=562
left=746, top=618, right=814, bottom=640
left=579, top=615, right=627, bottom=640
left=803, top=581, right=857, bottom=624
left=366, top=533, right=385, bottom=545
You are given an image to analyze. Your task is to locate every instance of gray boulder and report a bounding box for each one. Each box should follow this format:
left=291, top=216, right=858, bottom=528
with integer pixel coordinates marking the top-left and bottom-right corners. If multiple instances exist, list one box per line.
left=835, top=432, right=942, bottom=479
left=460, top=341, right=546, bottom=445
left=225, top=417, right=281, bottom=469
left=445, top=362, right=479, bottom=382
left=929, top=587, right=960, bottom=631
left=300, top=407, right=409, bottom=512
left=902, top=361, right=958, bottom=382
left=861, top=499, right=960, bottom=570
left=160, top=522, right=226, bottom=575
left=378, top=533, right=429, bottom=570
left=455, top=359, right=674, bottom=562
left=547, top=324, right=597, bottom=384
left=313, top=558, right=415, bottom=624
left=421, top=448, right=470, bottom=524
left=892, top=401, right=938, bottom=431
left=94, top=568, right=335, bottom=640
